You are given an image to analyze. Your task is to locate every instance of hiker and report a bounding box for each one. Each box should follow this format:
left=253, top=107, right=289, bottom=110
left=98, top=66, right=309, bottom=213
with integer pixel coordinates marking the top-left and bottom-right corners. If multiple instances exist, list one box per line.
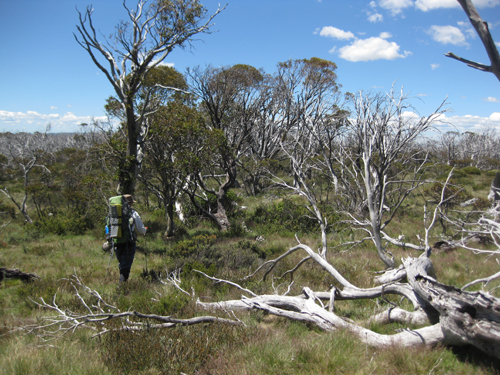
left=114, top=194, right=147, bottom=283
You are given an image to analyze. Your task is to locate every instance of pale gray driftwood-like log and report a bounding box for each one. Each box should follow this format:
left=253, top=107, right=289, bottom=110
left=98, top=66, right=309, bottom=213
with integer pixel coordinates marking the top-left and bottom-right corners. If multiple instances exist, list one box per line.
left=197, top=292, right=445, bottom=348
left=413, top=274, right=500, bottom=358
left=404, top=256, right=500, bottom=357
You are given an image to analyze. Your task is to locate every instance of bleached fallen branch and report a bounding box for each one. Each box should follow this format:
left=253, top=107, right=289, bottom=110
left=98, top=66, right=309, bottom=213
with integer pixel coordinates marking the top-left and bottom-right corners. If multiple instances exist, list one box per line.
left=462, top=270, right=500, bottom=291
left=15, top=274, right=241, bottom=340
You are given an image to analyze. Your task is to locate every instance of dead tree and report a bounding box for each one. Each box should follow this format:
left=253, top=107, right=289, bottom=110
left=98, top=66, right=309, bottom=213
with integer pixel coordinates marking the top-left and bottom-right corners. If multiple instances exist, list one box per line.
left=0, top=126, right=53, bottom=224
left=75, top=0, right=223, bottom=194
left=21, top=241, right=500, bottom=358
left=445, top=0, right=500, bottom=82
left=330, top=88, right=446, bottom=268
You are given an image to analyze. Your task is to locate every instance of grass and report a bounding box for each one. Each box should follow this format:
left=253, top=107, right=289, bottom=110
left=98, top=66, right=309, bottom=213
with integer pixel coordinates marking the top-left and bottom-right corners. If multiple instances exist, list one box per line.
left=1, top=171, right=500, bottom=374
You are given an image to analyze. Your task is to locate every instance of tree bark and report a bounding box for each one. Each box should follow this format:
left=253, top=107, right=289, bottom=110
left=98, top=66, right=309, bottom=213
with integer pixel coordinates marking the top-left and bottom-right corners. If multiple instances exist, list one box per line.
left=412, top=272, right=500, bottom=357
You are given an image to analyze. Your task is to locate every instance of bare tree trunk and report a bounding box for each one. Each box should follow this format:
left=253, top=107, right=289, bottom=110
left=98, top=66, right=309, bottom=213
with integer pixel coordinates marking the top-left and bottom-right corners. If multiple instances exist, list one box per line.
left=0, top=187, right=33, bottom=224
left=446, top=0, right=500, bottom=82
left=164, top=201, right=175, bottom=237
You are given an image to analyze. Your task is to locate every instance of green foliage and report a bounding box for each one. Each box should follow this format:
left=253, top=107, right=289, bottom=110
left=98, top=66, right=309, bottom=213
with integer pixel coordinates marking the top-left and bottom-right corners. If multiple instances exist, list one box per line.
left=237, top=239, right=268, bottom=259
left=450, top=158, right=474, bottom=168
left=486, top=169, right=500, bottom=177
left=167, top=234, right=217, bottom=259
left=461, top=166, right=481, bottom=175
left=452, top=169, right=467, bottom=178
left=425, top=182, right=472, bottom=210
left=157, top=291, right=191, bottom=315
left=28, top=213, right=94, bottom=236
left=249, top=199, right=319, bottom=235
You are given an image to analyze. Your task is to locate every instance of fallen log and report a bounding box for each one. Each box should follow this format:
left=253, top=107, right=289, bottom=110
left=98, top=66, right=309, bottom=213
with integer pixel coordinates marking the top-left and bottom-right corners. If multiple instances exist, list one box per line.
left=0, top=268, right=40, bottom=283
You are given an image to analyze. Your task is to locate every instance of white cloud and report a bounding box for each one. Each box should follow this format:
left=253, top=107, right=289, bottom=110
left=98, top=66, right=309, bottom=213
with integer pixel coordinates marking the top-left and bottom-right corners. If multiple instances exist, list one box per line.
left=380, top=32, right=392, bottom=39
left=157, top=61, right=175, bottom=68
left=402, top=111, right=421, bottom=119
left=428, top=25, right=468, bottom=46
left=378, top=0, right=413, bottom=15
left=431, top=63, right=440, bottom=70
left=368, top=13, right=383, bottom=22
left=457, top=21, right=476, bottom=39
left=415, top=0, right=459, bottom=11
left=416, top=0, right=500, bottom=11
left=490, top=112, right=500, bottom=121
left=338, top=36, right=410, bottom=61
left=0, top=110, right=108, bottom=133
left=434, top=113, right=500, bottom=132
left=485, top=97, right=500, bottom=102
left=319, top=26, right=355, bottom=40
left=50, top=106, right=58, bottom=110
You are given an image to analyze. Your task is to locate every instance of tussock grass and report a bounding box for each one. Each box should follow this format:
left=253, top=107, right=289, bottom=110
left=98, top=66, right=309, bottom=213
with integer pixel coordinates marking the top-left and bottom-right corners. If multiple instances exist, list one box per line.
left=1, top=171, right=500, bottom=374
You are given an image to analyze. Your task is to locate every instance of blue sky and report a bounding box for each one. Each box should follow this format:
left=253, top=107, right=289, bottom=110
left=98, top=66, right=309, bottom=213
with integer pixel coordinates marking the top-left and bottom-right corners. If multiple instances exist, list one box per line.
left=1, top=0, right=499, bottom=133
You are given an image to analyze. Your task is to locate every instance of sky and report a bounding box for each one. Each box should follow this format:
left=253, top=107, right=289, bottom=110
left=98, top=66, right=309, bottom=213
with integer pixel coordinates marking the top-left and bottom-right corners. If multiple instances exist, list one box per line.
left=1, top=0, right=500, bottom=134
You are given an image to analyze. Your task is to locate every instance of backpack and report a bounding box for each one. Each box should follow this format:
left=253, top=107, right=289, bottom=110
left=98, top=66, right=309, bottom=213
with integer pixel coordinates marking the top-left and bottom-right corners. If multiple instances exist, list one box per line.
left=106, top=195, right=135, bottom=244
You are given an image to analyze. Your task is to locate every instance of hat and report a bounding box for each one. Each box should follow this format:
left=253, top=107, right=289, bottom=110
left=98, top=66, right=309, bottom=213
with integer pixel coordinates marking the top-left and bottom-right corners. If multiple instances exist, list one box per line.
left=123, top=194, right=136, bottom=204
left=102, top=241, right=112, bottom=252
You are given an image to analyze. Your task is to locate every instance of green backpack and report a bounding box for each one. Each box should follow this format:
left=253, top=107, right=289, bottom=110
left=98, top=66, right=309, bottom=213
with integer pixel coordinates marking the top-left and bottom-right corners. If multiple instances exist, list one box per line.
left=106, top=195, right=134, bottom=244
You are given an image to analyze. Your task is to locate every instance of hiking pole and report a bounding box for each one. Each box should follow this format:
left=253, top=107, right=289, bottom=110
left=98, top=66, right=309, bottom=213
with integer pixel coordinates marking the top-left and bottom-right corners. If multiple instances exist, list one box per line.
left=144, top=228, right=148, bottom=273
left=107, top=242, right=114, bottom=275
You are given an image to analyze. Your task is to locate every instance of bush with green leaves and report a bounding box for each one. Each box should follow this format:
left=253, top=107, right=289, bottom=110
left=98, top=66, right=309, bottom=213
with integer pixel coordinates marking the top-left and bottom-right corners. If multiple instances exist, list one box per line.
left=28, top=213, right=94, bottom=236
left=460, top=166, right=481, bottom=175
left=249, top=199, right=320, bottom=235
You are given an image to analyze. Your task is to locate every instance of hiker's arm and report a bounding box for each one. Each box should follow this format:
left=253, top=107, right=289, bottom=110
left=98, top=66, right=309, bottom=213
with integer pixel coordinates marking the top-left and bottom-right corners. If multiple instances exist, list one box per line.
left=132, top=211, right=147, bottom=235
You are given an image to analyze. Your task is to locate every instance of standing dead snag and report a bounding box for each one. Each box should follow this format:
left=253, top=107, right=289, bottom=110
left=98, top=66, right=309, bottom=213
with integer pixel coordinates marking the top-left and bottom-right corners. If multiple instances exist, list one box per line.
left=446, top=0, right=500, bottom=82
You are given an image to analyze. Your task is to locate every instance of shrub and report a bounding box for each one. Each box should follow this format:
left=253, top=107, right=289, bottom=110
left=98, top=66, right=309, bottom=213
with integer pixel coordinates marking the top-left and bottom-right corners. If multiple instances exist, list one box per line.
left=167, top=234, right=217, bottom=259
left=29, top=214, right=93, bottom=236
left=461, top=166, right=481, bottom=175
left=425, top=182, right=472, bottom=210
left=451, top=169, right=467, bottom=178
left=249, top=199, right=319, bottom=235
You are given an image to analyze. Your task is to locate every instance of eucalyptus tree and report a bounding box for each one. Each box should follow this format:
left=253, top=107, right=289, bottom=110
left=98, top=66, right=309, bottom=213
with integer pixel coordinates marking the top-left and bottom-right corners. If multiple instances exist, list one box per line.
left=268, top=58, right=342, bottom=256
left=75, top=0, right=223, bottom=194
left=141, top=102, right=207, bottom=236
left=237, top=73, right=284, bottom=196
left=186, top=64, right=263, bottom=230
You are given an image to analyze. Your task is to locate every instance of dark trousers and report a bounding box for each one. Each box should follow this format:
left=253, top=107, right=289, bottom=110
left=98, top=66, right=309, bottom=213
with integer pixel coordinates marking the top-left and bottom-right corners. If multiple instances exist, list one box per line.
left=114, top=241, right=136, bottom=281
